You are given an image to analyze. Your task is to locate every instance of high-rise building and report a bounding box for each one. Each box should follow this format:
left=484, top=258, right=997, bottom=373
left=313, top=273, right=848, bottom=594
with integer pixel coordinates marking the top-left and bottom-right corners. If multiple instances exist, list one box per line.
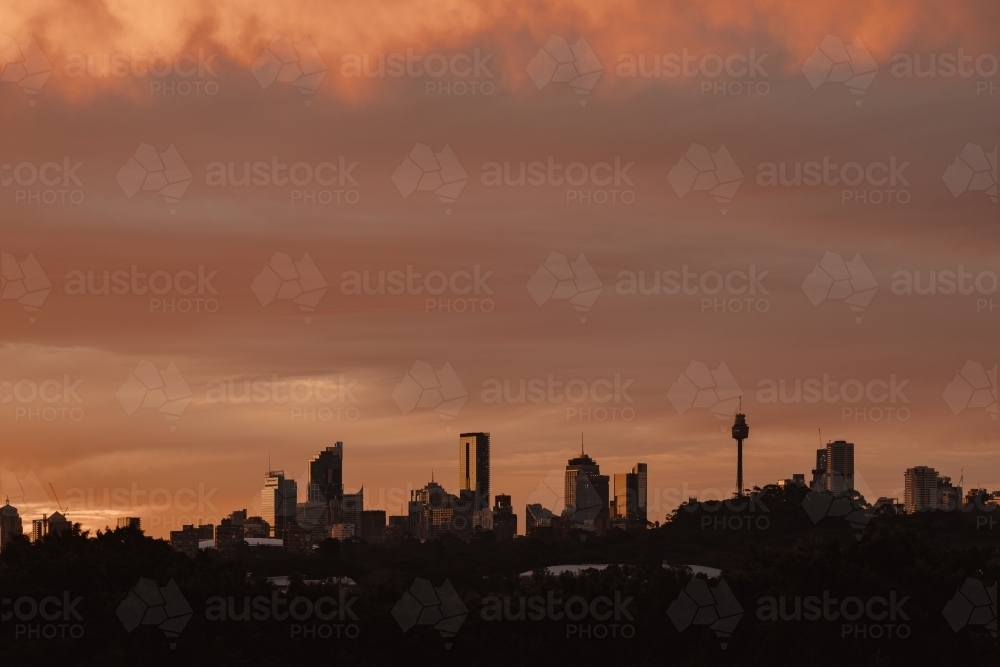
left=409, top=479, right=475, bottom=541
left=0, top=502, right=22, bottom=552
left=823, top=440, right=855, bottom=493
left=613, top=473, right=638, bottom=518
left=216, top=517, right=245, bottom=552
left=633, top=463, right=648, bottom=526
left=563, top=448, right=609, bottom=533
left=904, top=466, right=938, bottom=513
left=342, top=489, right=364, bottom=536
left=309, top=443, right=344, bottom=503
left=262, top=470, right=297, bottom=538
left=360, top=510, right=386, bottom=543
left=169, top=524, right=204, bottom=557
left=491, top=494, right=517, bottom=540
left=117, top=517, right=141, bottom=530
left=811, top=449, right=828, bottom=488
left=31, top=512, right=70, bottom=543
left=937, top=476, right=962, bottom=510
left=459, top=433, right=490, bottom=512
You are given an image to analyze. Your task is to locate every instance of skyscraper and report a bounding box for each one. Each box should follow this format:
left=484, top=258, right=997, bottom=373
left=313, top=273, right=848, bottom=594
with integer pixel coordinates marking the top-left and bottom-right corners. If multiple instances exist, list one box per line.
left=633, top=463, right=648, bottom=526
left=309, top=443, right=344, bottom=503
left=262, top=470, right=297, bottom=538
left=459, top=432, right=490, bottom=512
left=904, top=466, right=939, bottom=513
left=811, top=448, right=828, bottom=488
left=0, top=501, right=22, bottom=551
left=564, top=445, right=609, bottom=533
left=824, top=440, right=855, bottom=493
left=492, top=494, right=517, bottom=540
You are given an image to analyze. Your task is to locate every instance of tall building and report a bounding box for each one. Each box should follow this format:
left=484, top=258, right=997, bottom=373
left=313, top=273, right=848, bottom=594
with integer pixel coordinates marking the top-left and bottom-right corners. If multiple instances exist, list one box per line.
left=633, top=463, right=648, bottom=526
left=342, top=489, right=364, bottom=536
left=459, top=433, right=490, bottom=512
left=904, top=466, right=939, bottom=513
left=261, top=470, right=297, bottom=538
left=30, top=513, right=69, bottom=542
left=563, top=448, right=610, bottom=533
left=811, top=449, right=828, bottom=488
left=216, top=517, right=245, bottom=552
left=360, top=510, right=386, bottom=543
left=309, top=443, right=344, bottom=503
left=822, top=440, right=855, bottom=493
left=0, top=501, right=22, bottom=551
left=731, top=411, right=749, bottom=496
left=409, top=479, right=475, bottom=541
left=491, top=494, right=517, bottom=540
left=937, top=476, right=962, bottom=510
left=117, top=517, right=141, bottom=530
left=613, top=473, right=638, bottom=518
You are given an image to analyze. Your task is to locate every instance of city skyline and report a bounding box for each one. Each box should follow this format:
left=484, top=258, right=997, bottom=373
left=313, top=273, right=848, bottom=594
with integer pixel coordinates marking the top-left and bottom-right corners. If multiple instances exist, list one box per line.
left=4, top=421, right=992, bottom=540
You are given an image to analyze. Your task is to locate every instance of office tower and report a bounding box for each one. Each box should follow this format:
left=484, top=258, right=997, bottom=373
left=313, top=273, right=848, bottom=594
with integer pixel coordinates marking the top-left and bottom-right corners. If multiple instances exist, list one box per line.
left=169, top=525, right=203, bottom=557
left=824, top=441, right=855, bottom=493
left=216, top=518, right=245, bottom=552
left=525, top=504, right=556, bottom=538
left=228, top=510, right=247, bottom=526
left=262, top=470, right=297, bottom=538
left=811, top=449, right=827, bottom=488
left=360, top=510, right=386, bottom=543
left=0, top=502, right=22, bottom=552
left=904, top=466, right=939, bottom=513
left=614, top=473, right=638, bottom=518
left=731, top=411, right=749, bottom=496
left=778, top=474, right=806, bottom=488
left=387, top=515, right=409, bottom=541
left=459, top=432, right=490, bottom=512
left=409, top=479, right=475, bottom=540
left=31, top=517, right=47, bottom=543
left=633, top=463, right=648, bottom=526
left=309, top=443, right=344, bottom=503
left=937, top=476, right=962, bottom=510
left=492, top=494, right=517, bottom=540
left=117, top=517, right=142, bottom=530
left=243, top=516, right=270, bottom=539
left=341, top=489, right=364, bottom=536
left=564, top=446, right=610, bottom=533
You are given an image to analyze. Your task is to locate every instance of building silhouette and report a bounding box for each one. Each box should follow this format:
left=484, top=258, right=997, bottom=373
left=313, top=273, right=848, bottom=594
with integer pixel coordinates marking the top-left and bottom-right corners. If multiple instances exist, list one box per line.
left=309, top=442, right=344, bottom=503
left=408, top=478, right=475, bottom=540
left=491, top=494, right=517, bottom=540
left=814, top=440, right=854, bottom=493
left=0, top=501, right=22, bottom=551
left=459, top=432, right=490, bottom=512
left=262, top=470, right=297, bottom=539
left=117, top=517, right=141, bottom=530
left=31, top=512, right=69, bottom=542
left=361, top=510, right=386, bottom=543
left=902, top=467, right=961, bottom=513
left=563, top=445, right=610, bottom=533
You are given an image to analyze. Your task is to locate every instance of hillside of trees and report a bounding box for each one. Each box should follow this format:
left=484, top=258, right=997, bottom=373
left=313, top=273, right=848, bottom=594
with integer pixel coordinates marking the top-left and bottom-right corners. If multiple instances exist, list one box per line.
left=1, top=485, right=997, bottom=665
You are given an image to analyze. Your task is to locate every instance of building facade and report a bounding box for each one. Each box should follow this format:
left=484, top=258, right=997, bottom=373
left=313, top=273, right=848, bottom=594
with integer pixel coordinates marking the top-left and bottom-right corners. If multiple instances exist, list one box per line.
left=309, top=442, right=344, bottom=503
left=262, top=470, right=297, bottom=538
left=563, top=452, right=609, bottom=533
left=904, top=466, right=939, bottom=513
left=459, top=432, right=491, bottom=512
left=491, top=494, right=517, bottom=540
left=0, top=502, right=22, bottom=551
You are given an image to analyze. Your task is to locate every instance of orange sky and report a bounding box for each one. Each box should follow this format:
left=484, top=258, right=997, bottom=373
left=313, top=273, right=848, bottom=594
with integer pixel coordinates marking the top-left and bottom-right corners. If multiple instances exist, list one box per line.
left=0, top=0, right=997, bottom=537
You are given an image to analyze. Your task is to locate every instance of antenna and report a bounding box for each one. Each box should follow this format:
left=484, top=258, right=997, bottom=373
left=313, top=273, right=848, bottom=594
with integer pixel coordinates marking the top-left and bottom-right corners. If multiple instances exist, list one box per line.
left=818, top=428, right=822, bottom=446
left=739, top=395, right=742, bottom=412
left=581, top=432, right=584, bottom=455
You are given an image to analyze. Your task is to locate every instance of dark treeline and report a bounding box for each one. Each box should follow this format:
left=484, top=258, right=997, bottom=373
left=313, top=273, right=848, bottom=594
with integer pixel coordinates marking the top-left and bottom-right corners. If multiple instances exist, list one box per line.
left=0, top=485, right=997, bottom=665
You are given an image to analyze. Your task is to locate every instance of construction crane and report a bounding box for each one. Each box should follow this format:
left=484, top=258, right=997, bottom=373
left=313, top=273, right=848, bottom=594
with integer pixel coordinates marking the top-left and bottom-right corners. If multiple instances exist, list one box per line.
left=48, top=483, right=69, bottom=515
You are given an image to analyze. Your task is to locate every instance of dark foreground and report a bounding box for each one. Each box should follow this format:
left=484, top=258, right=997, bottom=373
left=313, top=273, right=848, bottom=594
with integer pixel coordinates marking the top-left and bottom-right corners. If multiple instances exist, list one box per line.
left=1, top=486, right=997, bottom=666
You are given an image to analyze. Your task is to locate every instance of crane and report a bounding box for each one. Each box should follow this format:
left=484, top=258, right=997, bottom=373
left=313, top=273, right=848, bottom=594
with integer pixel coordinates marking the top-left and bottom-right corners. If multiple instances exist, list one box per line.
left=48, top=483, right=69, bottom=515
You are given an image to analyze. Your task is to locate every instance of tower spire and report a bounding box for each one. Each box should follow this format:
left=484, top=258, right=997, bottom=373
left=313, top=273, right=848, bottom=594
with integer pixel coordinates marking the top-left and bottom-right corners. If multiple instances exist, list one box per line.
left=731, top=405, right=749, bottom=497
left=581, top=432, right=584, bottom=455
